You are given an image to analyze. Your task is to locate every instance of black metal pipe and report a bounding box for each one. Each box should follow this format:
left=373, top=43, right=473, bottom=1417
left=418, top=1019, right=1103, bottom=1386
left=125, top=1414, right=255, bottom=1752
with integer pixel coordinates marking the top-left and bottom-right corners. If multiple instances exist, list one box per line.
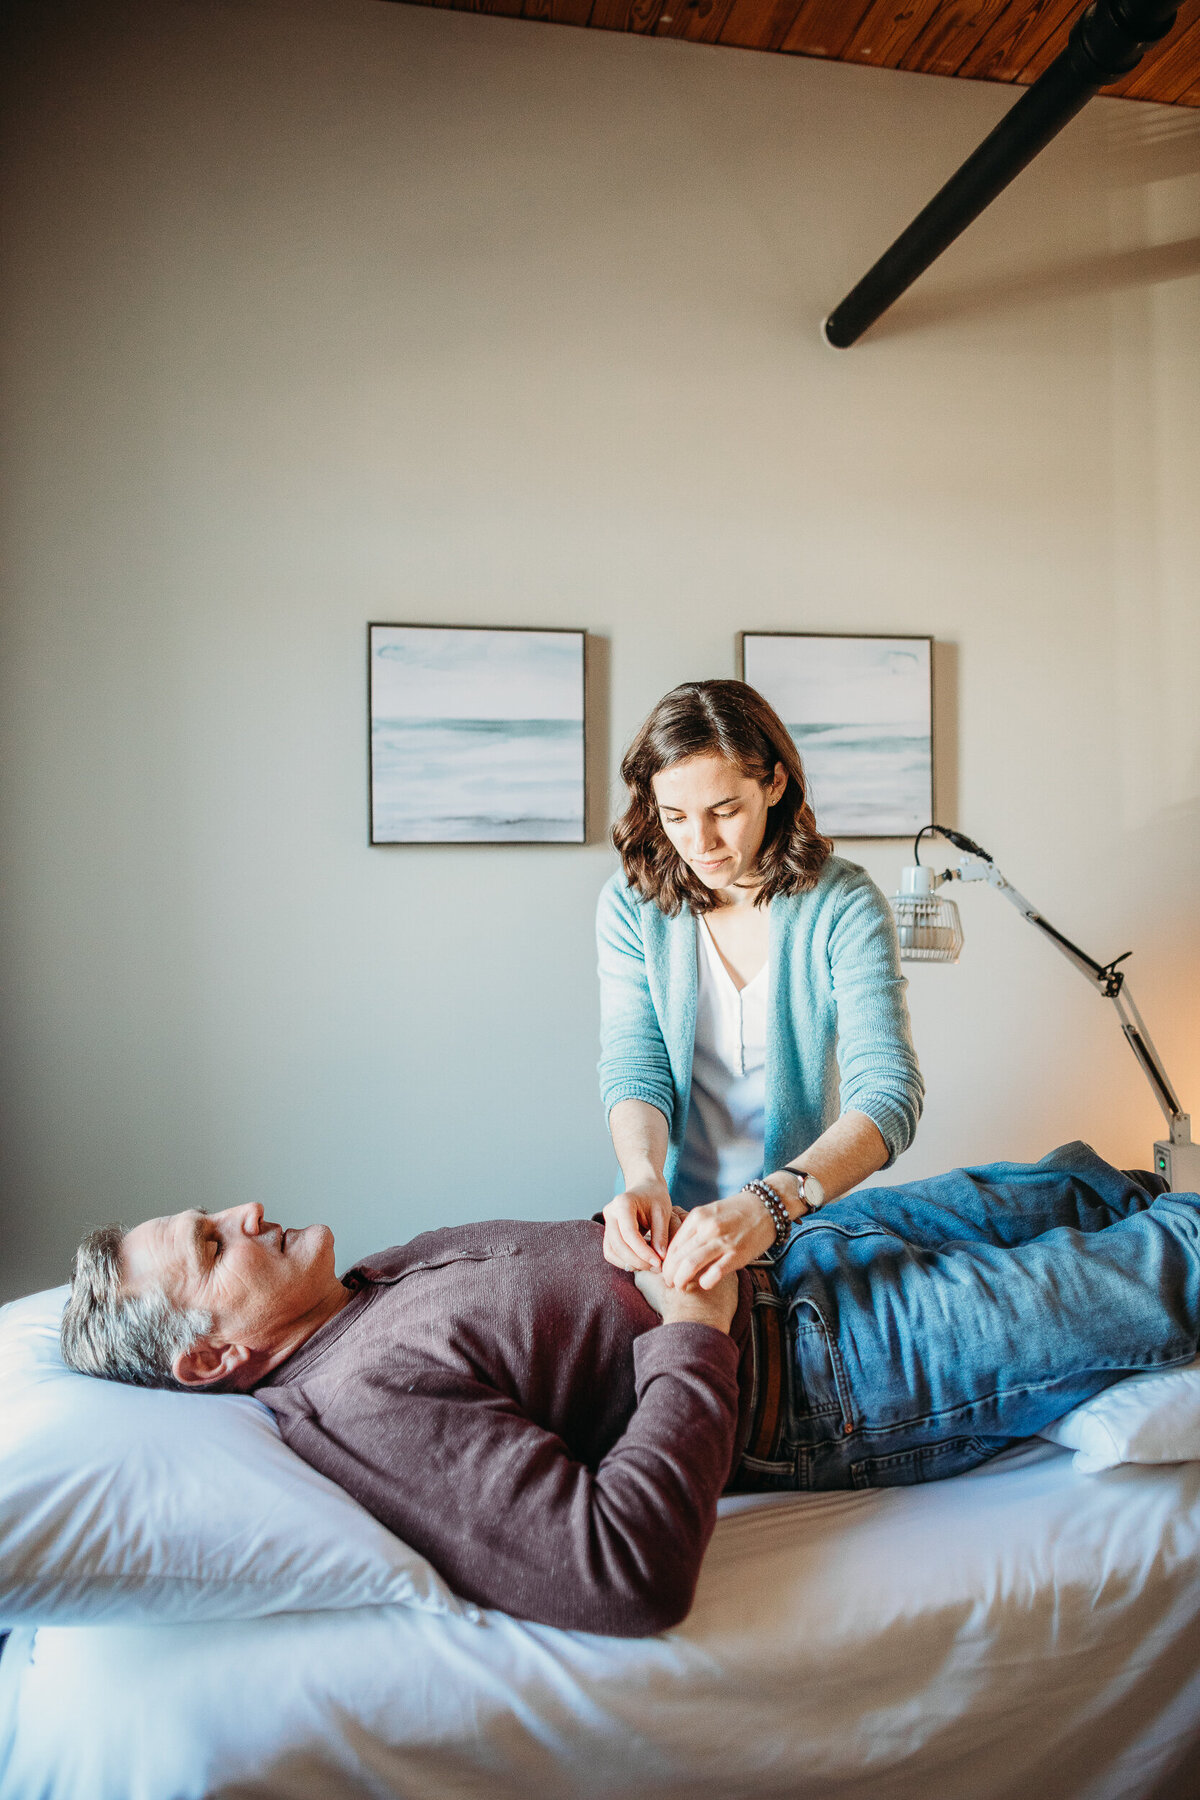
left=823, top=0, right=1178, bottom=349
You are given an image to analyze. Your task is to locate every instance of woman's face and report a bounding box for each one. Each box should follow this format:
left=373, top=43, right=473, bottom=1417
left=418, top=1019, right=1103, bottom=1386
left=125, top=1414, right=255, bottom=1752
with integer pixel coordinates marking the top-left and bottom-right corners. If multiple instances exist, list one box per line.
left=651, top=753, right=786, bottom=896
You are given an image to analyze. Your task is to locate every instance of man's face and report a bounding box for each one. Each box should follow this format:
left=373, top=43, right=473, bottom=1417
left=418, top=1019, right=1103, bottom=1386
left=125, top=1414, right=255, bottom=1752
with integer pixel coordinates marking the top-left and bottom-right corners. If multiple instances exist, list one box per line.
left=121, top=1203, right=343, bottom=1385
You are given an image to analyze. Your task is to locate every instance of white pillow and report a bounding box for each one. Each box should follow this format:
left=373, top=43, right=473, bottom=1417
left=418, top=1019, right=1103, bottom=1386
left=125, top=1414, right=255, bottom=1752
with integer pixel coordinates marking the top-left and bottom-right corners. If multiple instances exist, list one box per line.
left=1040, top=1359, right=1200, bottom=1474
left=0, top=1286, right=464, bottom=1628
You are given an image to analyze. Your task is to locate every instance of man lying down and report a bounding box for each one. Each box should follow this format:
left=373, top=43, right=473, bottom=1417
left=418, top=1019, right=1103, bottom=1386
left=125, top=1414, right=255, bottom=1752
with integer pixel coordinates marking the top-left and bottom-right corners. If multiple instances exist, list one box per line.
left=61, top=1143, right=1200, bottom=1638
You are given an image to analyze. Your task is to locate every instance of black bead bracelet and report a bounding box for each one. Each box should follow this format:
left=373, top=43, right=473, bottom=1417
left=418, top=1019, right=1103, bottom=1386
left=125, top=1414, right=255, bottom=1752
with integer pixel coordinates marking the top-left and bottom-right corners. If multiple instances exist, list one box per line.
left=744, top=1178, right=791, bottom=1249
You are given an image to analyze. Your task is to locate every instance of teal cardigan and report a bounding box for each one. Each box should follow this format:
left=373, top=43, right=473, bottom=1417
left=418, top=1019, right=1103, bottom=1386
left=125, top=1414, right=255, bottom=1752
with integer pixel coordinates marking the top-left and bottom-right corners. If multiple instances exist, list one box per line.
left=596, top=855, right=923, bottom=1190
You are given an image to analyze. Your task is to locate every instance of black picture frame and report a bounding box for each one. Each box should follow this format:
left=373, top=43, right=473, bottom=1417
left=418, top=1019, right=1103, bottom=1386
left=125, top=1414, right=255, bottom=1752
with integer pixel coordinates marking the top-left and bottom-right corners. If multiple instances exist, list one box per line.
left=739, top=631, right=934, bottom=840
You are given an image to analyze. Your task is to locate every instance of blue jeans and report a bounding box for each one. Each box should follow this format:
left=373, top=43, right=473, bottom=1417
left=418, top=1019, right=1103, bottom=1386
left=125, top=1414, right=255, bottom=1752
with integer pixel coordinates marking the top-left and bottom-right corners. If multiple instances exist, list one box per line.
left=756, top=1142, right=1200, bottom=1492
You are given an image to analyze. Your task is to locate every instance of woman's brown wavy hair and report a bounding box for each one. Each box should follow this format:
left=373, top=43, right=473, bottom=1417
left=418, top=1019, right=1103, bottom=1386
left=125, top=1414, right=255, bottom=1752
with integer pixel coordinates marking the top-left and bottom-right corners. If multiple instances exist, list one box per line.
left=612, top=679, right=833, bottom=916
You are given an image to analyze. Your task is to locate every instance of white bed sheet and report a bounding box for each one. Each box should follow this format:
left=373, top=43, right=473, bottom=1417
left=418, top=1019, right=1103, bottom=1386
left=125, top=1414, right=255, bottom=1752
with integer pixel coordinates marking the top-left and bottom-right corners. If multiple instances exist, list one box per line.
left=4, top=1443, right=1200, bottom=1800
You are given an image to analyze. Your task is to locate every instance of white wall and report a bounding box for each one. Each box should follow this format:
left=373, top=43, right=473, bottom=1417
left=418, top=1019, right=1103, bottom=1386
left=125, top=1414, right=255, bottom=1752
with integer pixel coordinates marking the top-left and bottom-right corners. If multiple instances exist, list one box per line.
left=2, top=0, right=1199, bottom=1299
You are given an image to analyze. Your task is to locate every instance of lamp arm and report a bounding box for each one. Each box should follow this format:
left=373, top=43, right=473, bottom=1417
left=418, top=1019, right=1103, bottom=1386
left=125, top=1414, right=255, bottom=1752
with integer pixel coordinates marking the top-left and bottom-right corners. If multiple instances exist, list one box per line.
left=954, top=856, right=1113, bottom=989
left=1111, top=984, right=1186, bottom=1132
left=954, top=854, right=1187, bottom=1134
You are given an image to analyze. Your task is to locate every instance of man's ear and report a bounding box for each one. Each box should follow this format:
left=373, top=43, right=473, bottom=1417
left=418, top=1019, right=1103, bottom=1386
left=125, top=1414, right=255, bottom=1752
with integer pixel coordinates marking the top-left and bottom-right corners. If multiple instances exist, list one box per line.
left=173, top=1339, right=254, bottom=1390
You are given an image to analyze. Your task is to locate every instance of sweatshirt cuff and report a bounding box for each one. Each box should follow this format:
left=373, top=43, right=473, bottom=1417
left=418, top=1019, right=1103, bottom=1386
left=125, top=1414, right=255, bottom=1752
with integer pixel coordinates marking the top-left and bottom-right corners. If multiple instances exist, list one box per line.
left=632, top=1320, right=741, bottom=1386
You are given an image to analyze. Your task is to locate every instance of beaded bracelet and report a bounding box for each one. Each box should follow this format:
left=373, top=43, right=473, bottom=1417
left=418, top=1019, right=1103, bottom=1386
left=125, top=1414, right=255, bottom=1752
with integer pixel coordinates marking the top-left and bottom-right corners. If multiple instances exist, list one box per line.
left=744, top=1178, right=792, bottom=1249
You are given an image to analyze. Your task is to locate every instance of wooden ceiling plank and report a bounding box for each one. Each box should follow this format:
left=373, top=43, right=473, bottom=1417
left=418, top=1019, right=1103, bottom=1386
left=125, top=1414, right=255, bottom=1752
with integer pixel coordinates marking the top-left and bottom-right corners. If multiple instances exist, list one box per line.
left=588, top=0, right=634, bottom=27
left=713, top=0, right=801, bottom=50
left=712, top=0, right=773, bottom=47
left=954, top=0, right=1076, bottom=82
left=1112, top=6, right=1200, bottom=98
left=777, top=0, right=876, bottom=59
left=841, top=0, right=935, bottom=69
left=1021, top=0, right=1200, bottom=84
left=762, top=0, right=811, bottom=52
left=392, top=0, right=1200, bottom=107
left=629, top=0, right=669, bottom=30
left=1162, top=18, right=1200, bottom=97
left=533, top=0, right=595, bottom=25
left=1017, top=0, right=1102, bottom=80
left=657, top=0, right=739, bottom=45
left=898, top=0, right=1015, bottom=76
left=1156, top=3, right=1200, bottom=100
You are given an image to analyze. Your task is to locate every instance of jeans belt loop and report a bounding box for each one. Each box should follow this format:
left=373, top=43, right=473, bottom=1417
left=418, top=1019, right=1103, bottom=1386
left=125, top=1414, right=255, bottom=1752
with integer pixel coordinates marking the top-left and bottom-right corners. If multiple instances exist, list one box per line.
left=743, top=1264, right=787, bottom=1464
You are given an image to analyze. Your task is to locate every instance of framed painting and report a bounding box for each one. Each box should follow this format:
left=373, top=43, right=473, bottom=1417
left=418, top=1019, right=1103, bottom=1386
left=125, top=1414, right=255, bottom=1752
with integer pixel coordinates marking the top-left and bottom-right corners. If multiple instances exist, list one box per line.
left=368, top=624, right=586, bottom=844
left=738, top=632, right=933, bottom=839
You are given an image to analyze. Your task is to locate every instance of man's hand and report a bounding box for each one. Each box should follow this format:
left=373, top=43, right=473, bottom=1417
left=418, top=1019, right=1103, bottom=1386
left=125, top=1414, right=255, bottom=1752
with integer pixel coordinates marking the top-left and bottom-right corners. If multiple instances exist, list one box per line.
left=659, top=1190, right=777, bottom=1292
left=634, top=1267, right=739, bottom=1334
left=602, top=1178, right=675, bottom=1271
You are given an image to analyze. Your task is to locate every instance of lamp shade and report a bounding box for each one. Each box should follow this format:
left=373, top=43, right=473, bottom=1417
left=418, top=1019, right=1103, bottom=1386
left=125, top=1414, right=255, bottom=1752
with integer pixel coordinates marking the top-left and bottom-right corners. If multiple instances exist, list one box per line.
left=889, top=866, right=964, bottom=963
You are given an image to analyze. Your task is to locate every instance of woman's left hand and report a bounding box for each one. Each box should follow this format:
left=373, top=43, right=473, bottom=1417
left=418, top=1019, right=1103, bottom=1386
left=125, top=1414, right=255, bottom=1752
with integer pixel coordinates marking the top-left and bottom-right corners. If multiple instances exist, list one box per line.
left=660, top=1190, right=777, bottom=1292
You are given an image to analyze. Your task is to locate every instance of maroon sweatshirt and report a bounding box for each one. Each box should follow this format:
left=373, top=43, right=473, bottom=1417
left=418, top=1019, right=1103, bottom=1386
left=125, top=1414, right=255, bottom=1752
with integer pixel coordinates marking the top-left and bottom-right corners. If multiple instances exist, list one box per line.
left=255, top=1219, right=754, bottom=1636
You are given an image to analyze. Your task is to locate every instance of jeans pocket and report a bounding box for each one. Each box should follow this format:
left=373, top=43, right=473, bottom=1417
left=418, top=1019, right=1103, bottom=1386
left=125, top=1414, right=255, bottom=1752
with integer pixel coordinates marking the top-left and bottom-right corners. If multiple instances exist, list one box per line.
left=850, top=1434, right=1006, bottom=1489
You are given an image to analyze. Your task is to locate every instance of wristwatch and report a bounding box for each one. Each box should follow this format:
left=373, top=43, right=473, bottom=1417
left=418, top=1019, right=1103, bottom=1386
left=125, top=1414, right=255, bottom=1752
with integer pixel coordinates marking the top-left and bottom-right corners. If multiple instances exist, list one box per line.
left=792, top=1170, right=826, bottom=1215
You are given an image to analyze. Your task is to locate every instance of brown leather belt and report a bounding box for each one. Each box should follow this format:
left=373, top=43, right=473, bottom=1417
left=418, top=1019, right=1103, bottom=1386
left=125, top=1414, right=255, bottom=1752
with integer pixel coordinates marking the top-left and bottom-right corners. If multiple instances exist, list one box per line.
left=741, top=1264, right=788, bottom=1467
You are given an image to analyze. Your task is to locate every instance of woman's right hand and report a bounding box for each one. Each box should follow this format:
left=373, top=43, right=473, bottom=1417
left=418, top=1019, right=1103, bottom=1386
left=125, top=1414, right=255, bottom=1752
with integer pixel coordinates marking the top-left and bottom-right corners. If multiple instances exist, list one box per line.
left=601, top=1179, right=675, bottom=1271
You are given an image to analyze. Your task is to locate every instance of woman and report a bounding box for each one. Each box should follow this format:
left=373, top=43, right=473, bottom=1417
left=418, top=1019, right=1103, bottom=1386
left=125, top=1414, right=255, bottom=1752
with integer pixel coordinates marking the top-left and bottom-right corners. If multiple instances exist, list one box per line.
left=597, top=679, right=923, bottom=1291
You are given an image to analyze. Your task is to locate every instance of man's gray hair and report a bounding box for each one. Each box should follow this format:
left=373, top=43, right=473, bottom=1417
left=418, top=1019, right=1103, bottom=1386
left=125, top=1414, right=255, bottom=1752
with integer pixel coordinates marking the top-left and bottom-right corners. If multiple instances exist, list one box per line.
left=60, top=1225, right=213, bottom=1390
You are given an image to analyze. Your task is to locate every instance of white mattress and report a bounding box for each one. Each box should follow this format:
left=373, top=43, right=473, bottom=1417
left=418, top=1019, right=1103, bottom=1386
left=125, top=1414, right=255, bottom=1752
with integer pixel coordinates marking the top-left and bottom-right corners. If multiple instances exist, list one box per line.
left=4, top=1442, right=1200, bottom=1800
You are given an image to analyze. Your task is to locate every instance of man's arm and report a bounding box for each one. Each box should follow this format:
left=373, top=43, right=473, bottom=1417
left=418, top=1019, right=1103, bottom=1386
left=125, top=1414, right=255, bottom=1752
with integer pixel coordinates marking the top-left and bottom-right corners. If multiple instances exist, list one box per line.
left=267, top=1281, right=741, bottom=1638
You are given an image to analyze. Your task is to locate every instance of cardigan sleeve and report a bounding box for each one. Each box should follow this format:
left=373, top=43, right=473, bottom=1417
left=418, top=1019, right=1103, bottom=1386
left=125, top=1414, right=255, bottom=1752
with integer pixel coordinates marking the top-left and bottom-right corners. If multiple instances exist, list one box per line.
left=596, top=876, right=676, bottom=1127
left=826, top=871, right=924, bottom=1165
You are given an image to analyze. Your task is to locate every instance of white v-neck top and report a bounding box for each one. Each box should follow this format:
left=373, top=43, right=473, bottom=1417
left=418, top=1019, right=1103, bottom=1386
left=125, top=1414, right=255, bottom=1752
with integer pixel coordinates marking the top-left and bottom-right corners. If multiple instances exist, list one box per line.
left=673, top=915, right=769, bottom=1209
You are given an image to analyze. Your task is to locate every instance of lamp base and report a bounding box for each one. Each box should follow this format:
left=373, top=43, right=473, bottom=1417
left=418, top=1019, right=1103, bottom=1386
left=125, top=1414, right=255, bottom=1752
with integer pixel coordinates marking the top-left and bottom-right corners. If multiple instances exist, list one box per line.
left=1153, top=1136, right=1200, bottom=1195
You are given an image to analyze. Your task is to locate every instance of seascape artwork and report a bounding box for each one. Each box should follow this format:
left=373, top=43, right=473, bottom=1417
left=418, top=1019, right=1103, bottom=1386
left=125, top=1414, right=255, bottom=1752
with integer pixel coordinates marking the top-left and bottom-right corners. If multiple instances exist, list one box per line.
left=740, top=634, right=932, bottom=838
left=369, top=625, right=586, bottom=844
